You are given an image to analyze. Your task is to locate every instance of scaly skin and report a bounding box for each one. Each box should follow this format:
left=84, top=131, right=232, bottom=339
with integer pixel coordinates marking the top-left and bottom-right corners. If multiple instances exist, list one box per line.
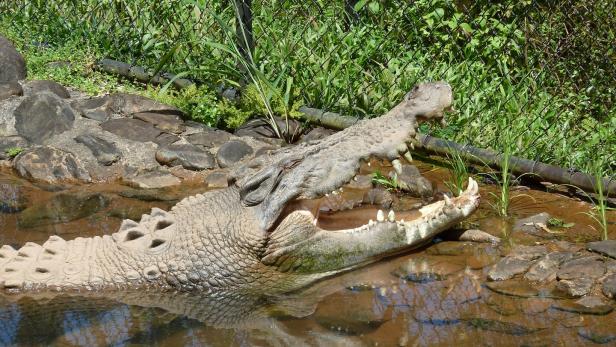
left=0, top=82, right=480, bottom=294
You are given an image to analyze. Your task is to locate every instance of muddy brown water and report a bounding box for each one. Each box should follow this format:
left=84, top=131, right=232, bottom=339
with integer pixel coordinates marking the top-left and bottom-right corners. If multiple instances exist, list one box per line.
left=0, top=162, right=615, bottom=346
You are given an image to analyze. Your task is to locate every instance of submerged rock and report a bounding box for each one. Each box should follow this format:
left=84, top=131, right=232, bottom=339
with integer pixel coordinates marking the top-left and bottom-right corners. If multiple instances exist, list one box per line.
left=123, top=170, right=181, bottom=189
left=465, top=318, right=544, bottom=336
left=17, top=192, right=109, bottom=228
left=488, top=258, right=534, bottom=281
left=13, top=146, right=91, bottom=184
left=314, top=294, right=386, bottom=335
left=578, top=329, right=616, bottom=344
left=555, top=277, right=594, bottom=297
left=556, top=255, right=605, bottom=281
left=0, top=180, right=28, bottom=213
left=602, top=273, right=616, bottom=299
left=551, top=296, right=614, bottom=315
left=392, top=257, right=464, bottom=283
left=524, top=252, right=574, bottom=283
left=14, top=93, right=76, bottom=143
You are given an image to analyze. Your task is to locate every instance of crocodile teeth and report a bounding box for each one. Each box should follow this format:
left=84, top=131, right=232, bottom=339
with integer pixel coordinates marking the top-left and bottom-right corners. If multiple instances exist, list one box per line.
left=369, top=220, right=374, bottom=226
left=377, top=210, right=385, bottom=222
left=444, top=195, right=452, bottom=206
left=387, top=210, right=395, bottom=222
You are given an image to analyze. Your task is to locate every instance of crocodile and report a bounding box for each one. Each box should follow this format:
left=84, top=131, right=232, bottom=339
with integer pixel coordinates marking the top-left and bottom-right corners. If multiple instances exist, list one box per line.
left=0, top=82, right=480, bottom=294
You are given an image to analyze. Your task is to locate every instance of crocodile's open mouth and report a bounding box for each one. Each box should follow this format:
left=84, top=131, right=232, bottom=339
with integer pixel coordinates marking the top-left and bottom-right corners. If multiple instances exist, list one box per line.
left=262, top=178, right=480, bottom=275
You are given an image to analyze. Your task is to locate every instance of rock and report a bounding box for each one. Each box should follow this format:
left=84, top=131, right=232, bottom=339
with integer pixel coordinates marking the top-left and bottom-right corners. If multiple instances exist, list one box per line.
left=524, top=252, right=574, bottom=282
left=485, top=295, right=519, bottom=316
left=513, top=212, right=551, bottom=236
left=455, top=229, right=501, bottom=243
left=0, top=135, right=28, bottom=160
left=485, top=280, right=540, bottom=298
left=602, top=273, right=616, bottom=298
left=346, top=174, right=373, bottom=190
left=588, top=240, right=616, bottom=259
left=13, top=92, right=76, bottom=144
left=133, top=112, right=185, bottom=134
left=488, top=257, right=534, bottom=281
left=23, top=80, right=70, bottom=98
left=123, top=170, right=181, bottom=189
left=0, top=36, right=26, bottom=82
left=465, top=318, right=544, bottom=336
left=101, top=118, right=161, bottom=143
left=0, top=81, right=23, bottom=101
left=107, top=205, right=152, bottom=221
left=314, top=293, right=385, bottom=335
left=551, top=296, right=613, bottom=315
left=216, top=140, right=253, bottom=168
left=390, top=163, right=433, bottom=198
left=426, top=241, right=478, bottom=256
left=578, top=329, right=616, bottom=344
left=13, top=146, right=91, bottom=184
left=0, top=180, right=28, bottom=213
left=557, top=255, right=605, bottom=280
left=299, top=126, right=335, bottom=143
left=362, top=187, right=393, bottom=208
left=110, top=93, right=182, bottom=116
left=74, top=134, right=120, bottom=166
left=204, top=172, right=228, bottom=188
left=155, top=144, right=215, bottom=171
left=392, top=257, right=464, bottom=283
left=154, top=132, right=180, bottom=146
left=71, top=96, right=112, bottom=122
left=186, top=130, right=233, bottom=148
left=556, top=277, right=594, bottom=297
left=235, top=116, right=303, bottom=140
left=118, top=188, right=179, bottom=202
left=508, top=245, right=548, bottom=261
left=17, top=193, right=109, bottom=228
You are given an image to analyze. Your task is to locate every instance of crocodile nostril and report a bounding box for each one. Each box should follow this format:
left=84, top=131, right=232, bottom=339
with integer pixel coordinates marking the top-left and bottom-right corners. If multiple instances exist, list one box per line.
left=125, top=230, right=145, bottom=241
left=150, top=239, right=165, bottom=248
left=155, top=220, right=173, bottom=230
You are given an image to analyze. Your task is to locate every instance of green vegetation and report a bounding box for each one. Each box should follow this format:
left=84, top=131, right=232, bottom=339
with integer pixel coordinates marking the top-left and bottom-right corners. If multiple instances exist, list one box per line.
left=372, top=171, right=399, bottom=192
left=547, top=218, right=575, bottom=229
left=444, top=149, right=469, bottom=196
left=0, top=0, right=613, bottom=171
left=5, top=147, right=23, bottom=158
left=585, top=163, right=613, bottom=240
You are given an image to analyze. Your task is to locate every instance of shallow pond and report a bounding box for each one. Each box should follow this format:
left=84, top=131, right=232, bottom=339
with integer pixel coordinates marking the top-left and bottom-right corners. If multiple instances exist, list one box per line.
left=1, top=162, right=615, bottom=346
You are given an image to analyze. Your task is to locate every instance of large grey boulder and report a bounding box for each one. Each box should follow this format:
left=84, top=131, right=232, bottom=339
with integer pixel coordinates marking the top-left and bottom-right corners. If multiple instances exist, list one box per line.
left=133, top=112, right=185, bottom=134
left=13, top=146, right=91, bottom=184
left=23, top=80, right=70, bottom=99
left=186, top=129, right=233, bottom=148
left=13, top=92, right=76, bottom=144
left=0, top=36, right=26, bottom=82
left=588, top=240, right=616, bottom=259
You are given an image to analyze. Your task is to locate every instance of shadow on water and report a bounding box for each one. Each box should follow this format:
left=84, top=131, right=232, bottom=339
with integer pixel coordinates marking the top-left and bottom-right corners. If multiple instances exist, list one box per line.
left=1, top=164, right=615, bottom=346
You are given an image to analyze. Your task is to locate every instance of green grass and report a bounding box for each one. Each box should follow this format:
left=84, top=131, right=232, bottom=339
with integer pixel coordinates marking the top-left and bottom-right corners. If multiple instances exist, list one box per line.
left=444, top=149, right=469, bottom=196
left=5, top=147, right=23, bottom=158
left=372, top=171, right=399, bottom=192
left=0, top=0, right=613, bottom=173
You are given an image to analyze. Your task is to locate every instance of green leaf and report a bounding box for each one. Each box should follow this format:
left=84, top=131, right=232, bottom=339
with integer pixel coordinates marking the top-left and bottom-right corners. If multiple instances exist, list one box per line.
left=368, top=2, right=380, bottom=14
left=460, top=23, right=473, bottom=34
left=353, top=0, right=369, bottom=12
